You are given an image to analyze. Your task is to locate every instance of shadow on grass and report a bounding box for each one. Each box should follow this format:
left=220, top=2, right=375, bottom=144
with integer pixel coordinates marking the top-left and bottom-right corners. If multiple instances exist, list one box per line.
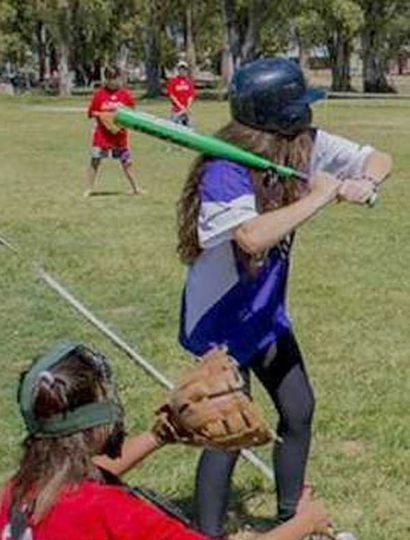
left=134, top=483, right=276, bottom=535
left=88, top=190, right=124, bottom=197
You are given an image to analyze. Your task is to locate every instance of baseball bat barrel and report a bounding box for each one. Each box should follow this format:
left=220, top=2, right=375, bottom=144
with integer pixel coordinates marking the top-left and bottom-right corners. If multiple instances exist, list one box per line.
left=114, top=106, right=306, bottom=181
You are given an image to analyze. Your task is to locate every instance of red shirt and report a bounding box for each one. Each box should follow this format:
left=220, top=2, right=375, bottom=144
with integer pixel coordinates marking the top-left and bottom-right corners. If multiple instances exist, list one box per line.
left=0, top=481, right=206, bottom=540
left=166, top=76, right=195, bottom=112
left=88, top=87, right=135, bottom=149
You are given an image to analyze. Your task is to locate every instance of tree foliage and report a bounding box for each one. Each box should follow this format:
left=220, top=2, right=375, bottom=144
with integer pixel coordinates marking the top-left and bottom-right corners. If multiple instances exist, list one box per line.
left=0, top=0, right=409, bottom=95
left=294, top=0, right=363, bottom=91
left=357, top=0, right=409, bottom=92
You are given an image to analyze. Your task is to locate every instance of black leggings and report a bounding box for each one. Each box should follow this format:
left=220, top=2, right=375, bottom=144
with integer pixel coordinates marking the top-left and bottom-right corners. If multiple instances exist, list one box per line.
left=193, top=331, right=315, bottom=538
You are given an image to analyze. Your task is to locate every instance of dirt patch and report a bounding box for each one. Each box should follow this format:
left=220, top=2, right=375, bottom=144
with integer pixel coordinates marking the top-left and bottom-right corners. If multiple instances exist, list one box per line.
left=339, top=440, right=367, bottom=458
left=107, top=305, right=138, bottom=317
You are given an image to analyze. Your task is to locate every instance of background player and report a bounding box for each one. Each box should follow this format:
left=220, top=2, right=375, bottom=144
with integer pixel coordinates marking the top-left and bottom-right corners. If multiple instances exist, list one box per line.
left=166, top=60, right=195, bottom=127
left=85, top=65, right=143, bottom=197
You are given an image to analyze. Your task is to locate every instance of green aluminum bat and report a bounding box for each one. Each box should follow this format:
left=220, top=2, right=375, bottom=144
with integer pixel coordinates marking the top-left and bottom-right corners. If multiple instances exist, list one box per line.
left=114, top=106, right=307, bottom=181
left=114, top=106, right=377, bottom=206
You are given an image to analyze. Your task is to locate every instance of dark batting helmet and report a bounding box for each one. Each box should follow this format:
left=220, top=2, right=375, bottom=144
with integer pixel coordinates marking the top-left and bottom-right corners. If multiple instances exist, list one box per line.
left=229, top=56, right=325, bottom=135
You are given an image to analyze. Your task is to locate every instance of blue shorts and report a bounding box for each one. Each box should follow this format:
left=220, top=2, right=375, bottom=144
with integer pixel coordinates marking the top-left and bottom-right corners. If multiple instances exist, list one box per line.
left=91, top=147, right=131, bottom=165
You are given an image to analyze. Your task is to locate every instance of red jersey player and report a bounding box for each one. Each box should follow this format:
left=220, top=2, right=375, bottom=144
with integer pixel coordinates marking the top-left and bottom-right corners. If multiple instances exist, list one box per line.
left=0, top=341, right=330, bottom=540
left=166, top=60, right=195, bottom=127
left=85, top=66, right=143, bottom=197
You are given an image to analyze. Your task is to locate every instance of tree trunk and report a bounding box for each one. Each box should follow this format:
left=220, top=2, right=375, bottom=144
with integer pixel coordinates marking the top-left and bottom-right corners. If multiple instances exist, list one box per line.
left=58, top=40, right=71, bottom=95
left=361, top=1, right=395, bottom=93
left=240, top=0, right=259, bottom=62
left=328, top=30, right=353, bottom=91
left=362, top=29, right=395, bottom=92
left=296, top=34, right=310, bottom=71
left=49, top=43, right=58, bottom=74
left=117, top=42, right=130, bottom=83
left=143, top=1, right=162, bottom=98
left=219, top=0, right=237, bottom=97
left=92, top=59, right=102, bottom=85
left=397, top=53, right=405, bottom=76
left=56, top=0, right=71, bottom=95
left=70, top=0, right=86, bottom=87
left=144, top=31, right=161, bottom=97
left=185, top=1, right=197, bottom=76
left=36, top=21, right=47, bottom=83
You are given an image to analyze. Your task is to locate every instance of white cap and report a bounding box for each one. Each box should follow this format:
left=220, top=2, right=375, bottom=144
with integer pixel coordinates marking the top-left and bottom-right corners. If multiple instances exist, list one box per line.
left=177, top=60, right=189, bottom=69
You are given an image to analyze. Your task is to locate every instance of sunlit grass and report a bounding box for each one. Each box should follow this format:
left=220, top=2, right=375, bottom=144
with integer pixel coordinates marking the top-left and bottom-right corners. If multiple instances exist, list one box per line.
left=0, top=94, right=409, bottom=540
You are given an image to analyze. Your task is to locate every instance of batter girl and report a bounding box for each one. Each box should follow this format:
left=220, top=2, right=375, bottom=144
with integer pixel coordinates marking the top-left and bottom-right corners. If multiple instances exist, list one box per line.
left=177, top=57, right=391, bottom=538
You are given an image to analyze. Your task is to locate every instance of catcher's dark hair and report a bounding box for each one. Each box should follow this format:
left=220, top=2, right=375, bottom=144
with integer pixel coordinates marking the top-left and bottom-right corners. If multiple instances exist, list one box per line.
left=177, top=120, right=313, bottom=266
left=104, top=65, right=121, bottom=80
left=5, top=350, right=124, bottom=524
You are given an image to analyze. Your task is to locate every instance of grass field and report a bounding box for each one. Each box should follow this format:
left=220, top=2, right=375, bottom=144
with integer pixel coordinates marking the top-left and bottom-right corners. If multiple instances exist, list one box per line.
left=0, top=93, right=409, bottom=540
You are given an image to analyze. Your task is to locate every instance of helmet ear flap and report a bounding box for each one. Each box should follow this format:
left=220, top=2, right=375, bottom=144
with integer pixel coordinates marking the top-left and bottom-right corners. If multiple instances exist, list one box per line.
left=275, top=104, right=312, bottom=136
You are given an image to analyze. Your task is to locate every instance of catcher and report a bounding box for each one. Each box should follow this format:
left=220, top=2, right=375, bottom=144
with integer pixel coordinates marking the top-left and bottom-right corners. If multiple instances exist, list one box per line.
left=0, top=341, right=330, bottom=540
left=176, top=56, right=392, bottom=538
left=85, top=65, right=143, bottom=197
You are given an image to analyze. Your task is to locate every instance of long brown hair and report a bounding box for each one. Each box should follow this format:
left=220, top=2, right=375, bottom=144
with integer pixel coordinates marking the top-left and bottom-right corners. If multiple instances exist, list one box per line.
left=177, top=120, right=314, bottom=265
left=7, top=352, right=115, bottom=523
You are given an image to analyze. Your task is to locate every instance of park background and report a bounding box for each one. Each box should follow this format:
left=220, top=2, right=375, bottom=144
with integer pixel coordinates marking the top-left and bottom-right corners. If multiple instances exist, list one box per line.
left=1, top=2, right=410, bottom=540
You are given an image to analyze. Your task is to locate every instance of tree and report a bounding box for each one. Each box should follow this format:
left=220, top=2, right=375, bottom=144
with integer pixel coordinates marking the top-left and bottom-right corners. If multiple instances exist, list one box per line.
left=0, top=0, right=21, bottom=64
left=358, top=0, right=404, bottom=92
left=1, top=0, right=140, bottom=92
left=0, top=0, right=39, bottom=72
left=295, top=0, right=363, bottom=92
left=26, top=0, right=76, bottom=93
left=219, top=0, right=236, bottom=91
left=325, top=0, right=363, bottom=91
left=168, top=0, right=220, bottom=75
left=55, top=0, right=71, bottom=94
left=386, top=9, right=410, bottom=75
left=68, top=0, right=113, bottom=85
left=183, top=0, right=197, bottom=74
left=138, top=0, right=164, bottom=97
left=219, top=0, right=292, bottom=93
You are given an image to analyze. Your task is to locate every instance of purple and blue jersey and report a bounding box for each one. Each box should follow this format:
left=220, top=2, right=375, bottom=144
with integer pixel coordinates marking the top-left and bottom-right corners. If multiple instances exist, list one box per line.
left=179, top=129, right=374, bottom=366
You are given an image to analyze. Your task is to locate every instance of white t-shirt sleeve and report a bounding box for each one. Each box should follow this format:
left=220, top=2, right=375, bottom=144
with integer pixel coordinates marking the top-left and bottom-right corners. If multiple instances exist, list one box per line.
left=310, top=130, right=374, bottom=179
left=198, top=161, right=258, bottom=249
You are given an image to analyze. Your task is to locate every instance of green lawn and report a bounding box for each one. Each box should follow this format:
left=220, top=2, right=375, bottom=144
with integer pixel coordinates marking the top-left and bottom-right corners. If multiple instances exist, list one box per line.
left=0, top=94, right=409, bottom=540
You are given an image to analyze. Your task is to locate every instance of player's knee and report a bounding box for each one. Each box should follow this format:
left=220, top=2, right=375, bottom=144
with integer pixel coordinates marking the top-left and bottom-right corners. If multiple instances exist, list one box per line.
left=278, top=392, right=315, bottom=434
left=121, top=159, right=132, bottom=170
left=90, top=158, right=100, bottom=170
